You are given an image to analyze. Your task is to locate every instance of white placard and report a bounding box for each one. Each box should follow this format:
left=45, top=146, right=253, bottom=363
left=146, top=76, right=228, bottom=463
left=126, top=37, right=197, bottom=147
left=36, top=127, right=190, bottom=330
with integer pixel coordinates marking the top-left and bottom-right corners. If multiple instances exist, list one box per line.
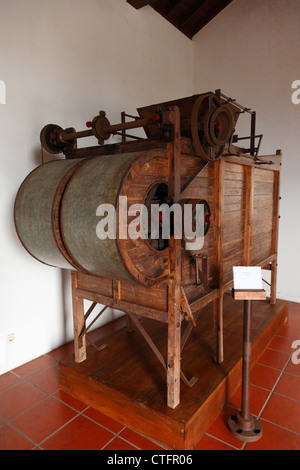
left=233, top=266, right=263, bottom=290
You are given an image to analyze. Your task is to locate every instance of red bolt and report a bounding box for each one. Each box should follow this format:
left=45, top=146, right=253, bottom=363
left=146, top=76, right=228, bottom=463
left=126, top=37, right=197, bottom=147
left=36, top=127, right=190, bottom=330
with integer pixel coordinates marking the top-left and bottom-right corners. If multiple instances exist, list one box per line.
left=152, top=113, right=161, bottom=122
left=49, top=133, right=56, bottom=140
left=86, top=121, right=92, bottom=128
left=205, top=214, right=214, bottom=224
left=215, top=123, right=222, bottom=132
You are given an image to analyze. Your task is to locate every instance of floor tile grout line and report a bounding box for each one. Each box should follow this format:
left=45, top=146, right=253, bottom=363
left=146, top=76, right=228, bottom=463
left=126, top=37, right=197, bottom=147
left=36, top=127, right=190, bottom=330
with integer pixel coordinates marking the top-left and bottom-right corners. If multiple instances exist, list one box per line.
left=259, top=416, right=300, bottom=437
left=37, top=413, right=83, bottom=449
left=272, top=390, right=300, bottom=404
left=9, top=359, right=58, bottom=380
left=204, top=432, right=241, bottom=450
left=101, top=431, right=141, bottom=451
left=1, top=366, right=148, bottom=446
left=266, top=346, right=296, bottom=355
left=1, top=375, right=129, bottom=446
left=257, top=352, right=293, bottom=419
left=1, top=394, right=50, bottom=424
left=35, top=397, right=130, bottom=448
left=280, top=369, right=300, bottom=379
left=3, top=382, right=151, bottom=451
left=101, top=435, right=121, bottom=450
left=37, top=412, right=139, bottom=450
left=2, top=308, right=299, bottom=450
left=256, top=360, right=288, bottom=372
left=5, top=420, right=39, bottom=448
left=49, top=394, right=130, bottom=438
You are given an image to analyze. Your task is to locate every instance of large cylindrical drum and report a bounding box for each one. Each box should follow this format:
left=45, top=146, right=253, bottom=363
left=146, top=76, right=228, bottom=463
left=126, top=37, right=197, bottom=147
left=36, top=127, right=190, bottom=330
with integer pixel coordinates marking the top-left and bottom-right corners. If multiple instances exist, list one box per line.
left=14, top=159, right=84, bottom=270
left=14, top=149, right=170, bottom=286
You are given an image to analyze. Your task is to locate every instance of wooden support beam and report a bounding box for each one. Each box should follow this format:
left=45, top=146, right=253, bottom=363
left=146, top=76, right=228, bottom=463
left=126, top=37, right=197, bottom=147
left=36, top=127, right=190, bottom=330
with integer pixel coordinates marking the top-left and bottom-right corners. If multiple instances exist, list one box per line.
left=71, top=272, right=86, bottom=363
left=127, top=313, right=167, bottom=371
left=213, top=159, right=224, bottom=364
left=79, top=305, right=108, bottom=338
left=181, top=287, right=196, bottom=327
left=127, top=0, right=158, bottom=9
left=270, top=155, right=281, bottom=304
left=179, top=0, right=233, bottom=38
left=167, top=110, right=182, bottom=409
left=167, top=235, right=182, bottom=409
left=180, top=160, right=209, bottom=195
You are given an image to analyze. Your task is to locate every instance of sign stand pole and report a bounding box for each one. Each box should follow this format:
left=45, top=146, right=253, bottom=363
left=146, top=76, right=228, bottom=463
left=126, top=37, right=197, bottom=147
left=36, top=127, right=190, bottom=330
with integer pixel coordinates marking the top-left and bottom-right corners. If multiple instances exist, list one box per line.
left=228, top=288, right=266, bottom=442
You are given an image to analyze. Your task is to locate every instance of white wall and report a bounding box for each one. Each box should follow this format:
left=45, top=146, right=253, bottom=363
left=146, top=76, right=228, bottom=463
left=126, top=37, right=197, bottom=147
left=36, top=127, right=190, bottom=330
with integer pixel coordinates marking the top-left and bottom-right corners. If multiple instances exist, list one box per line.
left=0, top=0, right=193, bottom=374
left=192, top=0, right=300, bottom=303
left=1, top=0, right=299, bottom=375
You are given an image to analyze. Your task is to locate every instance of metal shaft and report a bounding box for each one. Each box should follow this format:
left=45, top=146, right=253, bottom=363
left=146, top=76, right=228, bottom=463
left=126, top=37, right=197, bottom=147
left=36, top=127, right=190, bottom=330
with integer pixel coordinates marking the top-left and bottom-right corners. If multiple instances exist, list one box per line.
left=61, top=117, right=152, bottom=142
left=241, top=299, right=252, bottom=420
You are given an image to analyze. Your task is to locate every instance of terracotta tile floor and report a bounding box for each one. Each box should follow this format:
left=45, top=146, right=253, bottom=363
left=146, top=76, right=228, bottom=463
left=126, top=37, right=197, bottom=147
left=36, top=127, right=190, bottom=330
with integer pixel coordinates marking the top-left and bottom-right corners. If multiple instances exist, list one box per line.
left=1, top=303, right=300, bottom=450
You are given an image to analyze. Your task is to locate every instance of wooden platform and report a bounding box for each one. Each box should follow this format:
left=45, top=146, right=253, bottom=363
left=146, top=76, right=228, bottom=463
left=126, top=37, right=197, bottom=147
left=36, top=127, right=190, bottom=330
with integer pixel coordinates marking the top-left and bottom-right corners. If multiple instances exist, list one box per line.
left=59, top=295, right=288, bottom=450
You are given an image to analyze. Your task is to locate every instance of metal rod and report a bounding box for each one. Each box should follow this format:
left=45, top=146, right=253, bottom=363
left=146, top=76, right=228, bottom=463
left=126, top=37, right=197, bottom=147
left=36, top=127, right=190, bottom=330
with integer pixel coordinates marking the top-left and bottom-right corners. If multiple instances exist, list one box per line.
left=241, top=300, right=252, bottom=420
left=219, top=92, right=254, bottom=115
left=234, top=134, right=262, bottom=141
left=112, top=131, right=144, bottom=140
left=61, top=117, right=152, bottom=142
left=250, top=111, right=256, bottom=156
left=121, top=111, right=126, bottom=143
left=61, top=129, right=93, bottom=141
left=106, top=117, right=151, bottom=133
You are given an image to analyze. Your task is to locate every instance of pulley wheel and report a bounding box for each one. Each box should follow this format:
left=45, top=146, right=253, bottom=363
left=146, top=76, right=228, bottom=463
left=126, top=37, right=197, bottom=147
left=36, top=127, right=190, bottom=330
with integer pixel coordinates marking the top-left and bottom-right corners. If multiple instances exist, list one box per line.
left=207, top=105, right=233, bottom=147
left=40, top=124, right=65, bottom=154
left=191, top=93, right=233, bottom=161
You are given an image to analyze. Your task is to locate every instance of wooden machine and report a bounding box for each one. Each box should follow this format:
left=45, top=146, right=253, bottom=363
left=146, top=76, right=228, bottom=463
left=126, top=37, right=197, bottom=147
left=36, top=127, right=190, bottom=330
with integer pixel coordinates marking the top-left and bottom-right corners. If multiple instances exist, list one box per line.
left=14, top=90, right=281, bottom=411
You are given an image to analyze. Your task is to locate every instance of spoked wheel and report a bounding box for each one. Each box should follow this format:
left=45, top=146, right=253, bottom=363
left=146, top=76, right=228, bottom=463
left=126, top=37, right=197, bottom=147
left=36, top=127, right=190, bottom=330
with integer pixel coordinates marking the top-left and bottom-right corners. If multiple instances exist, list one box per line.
left=191, top=93, right=234, bottom=161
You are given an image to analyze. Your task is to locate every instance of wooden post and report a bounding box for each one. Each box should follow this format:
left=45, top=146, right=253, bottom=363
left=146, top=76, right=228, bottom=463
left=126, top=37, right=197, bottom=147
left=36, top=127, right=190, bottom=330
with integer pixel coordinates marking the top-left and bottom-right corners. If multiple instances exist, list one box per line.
left=71, top=271, right=86, bottom=362
left=271, top=161, right=281, bottom=304
left=166, top=107, right=182, bottom=409
left=167, top=236, right=182, bottom=409
left=213, top=159, right=224, bottom=364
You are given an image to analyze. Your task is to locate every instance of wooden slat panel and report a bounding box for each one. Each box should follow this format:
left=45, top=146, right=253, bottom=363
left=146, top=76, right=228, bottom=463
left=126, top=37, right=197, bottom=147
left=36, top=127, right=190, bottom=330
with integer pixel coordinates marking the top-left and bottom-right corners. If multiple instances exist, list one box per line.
left=77, top=273, right=113, bottom=297
left=120, top=282, right=168, bottom=311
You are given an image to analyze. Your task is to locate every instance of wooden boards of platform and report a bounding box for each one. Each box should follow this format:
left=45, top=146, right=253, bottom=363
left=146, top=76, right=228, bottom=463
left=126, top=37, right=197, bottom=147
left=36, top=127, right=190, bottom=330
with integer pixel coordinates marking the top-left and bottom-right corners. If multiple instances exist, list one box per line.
left=59, top=295, right=288, bottom=450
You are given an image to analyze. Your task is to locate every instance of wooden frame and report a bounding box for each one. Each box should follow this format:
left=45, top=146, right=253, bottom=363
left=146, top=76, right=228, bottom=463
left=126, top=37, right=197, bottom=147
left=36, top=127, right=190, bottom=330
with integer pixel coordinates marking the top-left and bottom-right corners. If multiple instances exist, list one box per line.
left=68, top=127, right=281, bottom=408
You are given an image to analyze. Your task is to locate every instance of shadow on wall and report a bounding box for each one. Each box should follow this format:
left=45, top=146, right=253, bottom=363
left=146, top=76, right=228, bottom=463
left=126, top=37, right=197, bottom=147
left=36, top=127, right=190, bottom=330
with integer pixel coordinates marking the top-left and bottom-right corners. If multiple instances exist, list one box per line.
left=60, top=269, right=71, bottom=346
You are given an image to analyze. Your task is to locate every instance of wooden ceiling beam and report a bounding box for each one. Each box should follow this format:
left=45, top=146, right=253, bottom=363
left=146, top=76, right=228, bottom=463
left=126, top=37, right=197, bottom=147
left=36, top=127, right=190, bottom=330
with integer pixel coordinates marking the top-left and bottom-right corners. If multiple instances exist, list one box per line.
left=165, top=0, right=188, bottom=16
left=179, top=0, right=233, bottom=38
left=127, top=0, right=233, bottom=39
left=127, top=0, right=158, bottom=9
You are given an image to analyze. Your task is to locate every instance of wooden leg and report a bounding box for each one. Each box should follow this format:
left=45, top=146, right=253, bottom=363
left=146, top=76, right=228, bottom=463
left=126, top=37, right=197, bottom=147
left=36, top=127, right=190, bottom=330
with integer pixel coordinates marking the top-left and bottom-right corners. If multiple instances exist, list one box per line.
left=167, top=306, right=181, bottom=409
left=213, top=294, right=224, bottom=364
left=213, top=160, right=224, bottom=365
left=71, top=272, right=86, bottom=363
left=126, top=313, right=135, bottom=332
left=167, top=237, right=182, bottom=409
left=270, top=260, right=277, bottom=305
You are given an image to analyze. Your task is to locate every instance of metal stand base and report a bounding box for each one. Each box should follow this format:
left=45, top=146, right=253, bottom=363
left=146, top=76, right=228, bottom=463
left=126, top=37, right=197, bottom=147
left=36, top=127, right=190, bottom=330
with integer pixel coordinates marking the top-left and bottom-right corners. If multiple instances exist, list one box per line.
left=227, top=290, right=266, bottom=443
left=228, top=412, right=262, bottom=442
